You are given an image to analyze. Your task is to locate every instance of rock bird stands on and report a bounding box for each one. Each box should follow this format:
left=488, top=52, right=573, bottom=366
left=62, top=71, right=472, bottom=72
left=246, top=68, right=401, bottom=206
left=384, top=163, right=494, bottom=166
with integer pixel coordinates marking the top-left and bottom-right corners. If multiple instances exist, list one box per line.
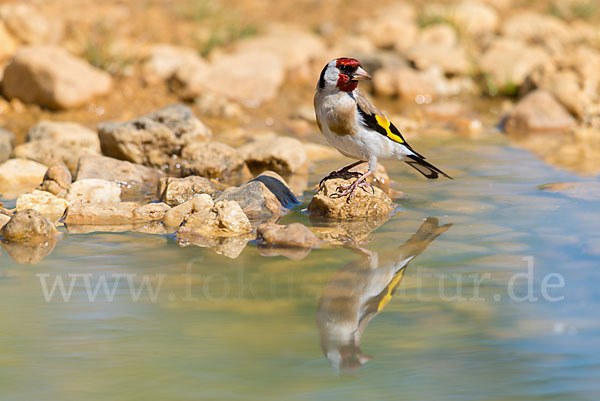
left=314, top=58, right=452, bottom=199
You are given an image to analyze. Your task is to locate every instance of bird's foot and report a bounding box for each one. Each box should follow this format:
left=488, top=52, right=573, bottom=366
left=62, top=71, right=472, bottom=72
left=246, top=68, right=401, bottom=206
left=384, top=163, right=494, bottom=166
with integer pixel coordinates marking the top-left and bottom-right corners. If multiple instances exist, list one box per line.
left=318, top=161, right=365, bottom=190
left=330, top=172, right=374, bottom=202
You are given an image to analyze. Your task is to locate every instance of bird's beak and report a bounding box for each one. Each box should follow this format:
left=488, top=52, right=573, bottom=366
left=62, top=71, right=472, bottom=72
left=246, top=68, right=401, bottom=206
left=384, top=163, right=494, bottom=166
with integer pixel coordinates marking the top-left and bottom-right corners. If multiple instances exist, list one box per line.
left=352, top=66, right=372, bottom=81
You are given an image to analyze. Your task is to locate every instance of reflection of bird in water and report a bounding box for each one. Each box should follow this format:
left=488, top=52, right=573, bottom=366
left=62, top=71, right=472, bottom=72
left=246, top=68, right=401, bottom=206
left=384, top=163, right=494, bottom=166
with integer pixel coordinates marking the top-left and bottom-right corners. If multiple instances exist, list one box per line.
left=317, top=217, right=452, bottom=370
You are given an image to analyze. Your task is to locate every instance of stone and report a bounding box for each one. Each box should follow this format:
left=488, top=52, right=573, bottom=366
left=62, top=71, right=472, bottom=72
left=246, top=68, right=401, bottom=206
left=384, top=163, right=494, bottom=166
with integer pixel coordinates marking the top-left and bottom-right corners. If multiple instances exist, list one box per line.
left=257, top=223, right=319, bottom=248
left=27, top=120, right=100, bottom=151
left=0, top=158, right=47, bottom=192
left=13, top=139, right=98, bottom=175
left=0, top=3, right=62, bottom=45
left=2, top=45, right=112, bottom=109
left=416, top=24, right=458, bottom=48
left=193, top=91, right=247, bottom=120
left=504, top=90, right=576, bottom=135
left=404, top=44, right=470, bottom=76
left=238, top=136, right=307, bottom=176
left=174, top=50, right=284, bottom=107
left=157, top=176, right=216, bottom=206
left=358, top=3, right=417, bottom=49
left=98, top=104, right=211, bottom=170
left=169, top=58, right=211, bottom=100
left=303, top=142, right=341, bottom=162
left=0, top=213, right=10, bottom=228
left=215, top=175, right=292, bottom=220
left=63, top=202, right=139, bottom=225
left=76, top=155, right=165, bottom=199
left=132, top=202, right=171, bottom=223
left=502, top=12, right=572, bottom=45
left=0, top=209, right=57, bottom=243
left=16, top=190, right=69, bottom=220
left=479, top=38, right=551, bottom=92
left=375, top=67, right=436, bottom=101
left=65, top=179, right=121, bottom=204
left=37, top=162, right=72, bottom=196
left=163, top=194, right=214, bottom=228
left=450, top=1, right=499, bottom=35
left=178, top=199, right=252, bottom=236
left=141, top=44, right=202, bottom=85
left=0, top=128, right=14, bottom=163
left=181, top=141, right=249, bottom=185
left=0, top=21, right=17, bottom=59
left=177, top=232, right=253, bottom=259
left=308, top=178, right=394, bottom=219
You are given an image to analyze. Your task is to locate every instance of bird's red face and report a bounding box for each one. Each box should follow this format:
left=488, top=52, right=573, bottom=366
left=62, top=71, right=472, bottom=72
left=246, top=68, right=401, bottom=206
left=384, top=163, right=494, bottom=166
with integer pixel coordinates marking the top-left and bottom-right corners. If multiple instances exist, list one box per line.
left=317, top=58, right=372, bottom=92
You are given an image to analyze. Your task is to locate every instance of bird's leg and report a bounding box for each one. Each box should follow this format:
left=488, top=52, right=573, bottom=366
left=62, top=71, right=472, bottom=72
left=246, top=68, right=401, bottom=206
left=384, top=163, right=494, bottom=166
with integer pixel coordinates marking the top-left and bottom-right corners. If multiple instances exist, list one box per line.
left=331, top=169, right=373, bottom=201
left=319, top=161, right=365, bottom=189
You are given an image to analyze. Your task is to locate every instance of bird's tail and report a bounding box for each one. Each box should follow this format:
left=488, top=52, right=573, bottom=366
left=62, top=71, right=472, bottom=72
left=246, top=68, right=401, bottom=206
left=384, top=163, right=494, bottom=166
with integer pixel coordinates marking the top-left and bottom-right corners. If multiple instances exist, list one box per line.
left=395, top=217, right=453, bottom=263
left=405, top=154, right=452, bottom=179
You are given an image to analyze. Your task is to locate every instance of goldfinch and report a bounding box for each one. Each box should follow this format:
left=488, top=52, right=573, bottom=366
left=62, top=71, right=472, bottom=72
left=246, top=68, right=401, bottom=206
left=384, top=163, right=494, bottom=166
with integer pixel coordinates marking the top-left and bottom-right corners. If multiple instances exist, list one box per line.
left=314, top=58, right=452, bottom=199
left=317, top=217, right=452, bottom=369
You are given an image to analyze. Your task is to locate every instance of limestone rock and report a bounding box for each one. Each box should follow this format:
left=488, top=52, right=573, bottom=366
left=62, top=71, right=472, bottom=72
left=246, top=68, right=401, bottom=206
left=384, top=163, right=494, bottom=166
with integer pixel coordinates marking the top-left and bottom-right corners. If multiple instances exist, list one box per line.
left=479, top=38, right=551, bottom=92
left=358, top=3, right=417, bottom=50
left=37, top=162, right=72, bottom=196
left=76, top=155, right=164, bottom=199
left=0, top=158, right=47, bottom=192
left=257, top=222, right=319, bottom=248
left=63, top=202, right=139, bottom=225
left=98, top=104, right=211, bottom=170
left=157, top=176, right=215, bottom=206
left=141, top=44, right=202, bottom=84
left=216, top=178, right=288, bottom=220
left=0, top=3, right=62, bottom=45
left=0, top=128, right=14, bottom=163
left=132, top=202, right=171, bottom=223
left=238, top=136, right=307, bottom=176
left=27, top=120, right=100, bottom=151
left=181, top=141, right=249, bottom=185
left=502, top=12, right=572, bottom=45
left=0, top=21, right=17, bottom=59
left=450, top=1, right=499, bottom=35
left=308, top=178, right=394, bottom=219
left=13, top=139, right=98, bottom=175
left=0, top=209, right=57, bottom=243
left=66, top=179, right=121, bottom=204
left=163, top=194, right=214, bottom=228
left=2, top=45, right=112, bottom=109
left=178, top=199, right=252, bottom=236
left=504, top=90, right=576, bottom=135
left=16, top=190, right=69, bottom=220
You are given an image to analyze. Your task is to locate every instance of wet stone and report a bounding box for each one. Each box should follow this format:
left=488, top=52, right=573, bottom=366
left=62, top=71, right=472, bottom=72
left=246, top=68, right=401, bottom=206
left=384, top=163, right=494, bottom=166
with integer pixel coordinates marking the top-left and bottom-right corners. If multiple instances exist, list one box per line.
left=37, top=162, right=72, bottom=196
left=157, top=176, right=216, bottom=207
left=0, top=209, right=58, bottom=243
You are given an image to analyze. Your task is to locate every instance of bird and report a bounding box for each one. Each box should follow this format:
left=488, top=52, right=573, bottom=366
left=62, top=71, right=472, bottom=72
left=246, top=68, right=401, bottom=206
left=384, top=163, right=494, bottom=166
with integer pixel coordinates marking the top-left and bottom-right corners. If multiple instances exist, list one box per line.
left=317, top=217, right=452, bottom=369
left=314, top=57, right=452, bottom=199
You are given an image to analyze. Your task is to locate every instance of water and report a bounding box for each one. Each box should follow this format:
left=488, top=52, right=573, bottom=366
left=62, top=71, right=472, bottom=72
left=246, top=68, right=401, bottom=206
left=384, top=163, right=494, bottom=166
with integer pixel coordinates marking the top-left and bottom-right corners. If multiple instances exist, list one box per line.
left=1, top=134, right=599, bottom=401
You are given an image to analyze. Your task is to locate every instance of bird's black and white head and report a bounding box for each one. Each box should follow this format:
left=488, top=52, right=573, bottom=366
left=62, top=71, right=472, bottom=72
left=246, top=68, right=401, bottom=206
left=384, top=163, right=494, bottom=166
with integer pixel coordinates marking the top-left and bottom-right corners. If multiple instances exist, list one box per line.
left=317, top=57, right=372, bottom=92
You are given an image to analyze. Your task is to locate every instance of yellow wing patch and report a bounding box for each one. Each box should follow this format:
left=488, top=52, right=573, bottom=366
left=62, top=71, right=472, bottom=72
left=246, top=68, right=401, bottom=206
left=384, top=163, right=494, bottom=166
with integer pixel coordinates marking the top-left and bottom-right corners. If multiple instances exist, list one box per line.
left=375, top=114, right=404, bottom=144
left=376, top=269, right=406, bottom=312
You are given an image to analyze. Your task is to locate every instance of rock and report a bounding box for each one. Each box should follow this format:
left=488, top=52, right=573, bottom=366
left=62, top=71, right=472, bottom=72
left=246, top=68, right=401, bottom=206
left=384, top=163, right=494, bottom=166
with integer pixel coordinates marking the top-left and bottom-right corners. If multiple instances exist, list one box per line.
left=0, top=158, right=47, bottom=193
left=0, top=213, right=10, bottom=228
left=0, top=3, right=62, bottom=45
left=304, top=142, right=341, bottom=162
left=374, top=67, right=435, bottom=101
left=450, top=1, right=499, bottom=35
left=416, top=24, right=458, bottom=48
left=179, top=199, right=252, bottom=236
left=13, top=139, right=98, bottom=175
left=479, top=38, right=551, bottom=92
left=349, top=163, right=392, bottom=195
left=0, top=209, right=57, bottom=243
left=16, top=190, right=69, bottom=220
left=504, top=90, right=576, bottom=135
left=181, top=141, right=249, bottom=185
left=169, top=57, right=211, bottom=100
left=76, top=155, right=165, bottom=199
left=0, top=128, right=14, bottom=163
left=358, top=3, right=417, bottom=50
left=257, top=222, right=319, bottom=248
left=163, top=194, right=214, bottom=228
left=238, top=136, right=307, bottom=176
left=141, top=44, right=202, bottom=85
left=98, top=104, right=211, bottom=170
left=157, top=176, right=215, bottom=206
left=541, top=70, right=590, bottom=119
left=502, top=12, right=572, bottom=45
left=27, top=120, right=100, bottom=151
left=2, top=45, right=112, bottom=109
left=65, top=179, right=121, bottom=204
left=63, top=202, right=139, bottom=225
left=193, top=91, right=247, bottom=120
left=404, top=44, right=470, bottom=76
left=132, top=202, right=171, bottom=223
left=215, top=172, right=299, bottom=220
left=174, top=50, right=284, bottom=107
left=37, top=162, right=72, bottom=196
left=0, top=21, right=17, bottom=59
left=308, top=178, right=394, bottom=219
left=177, top=232, right=253, bottom=259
